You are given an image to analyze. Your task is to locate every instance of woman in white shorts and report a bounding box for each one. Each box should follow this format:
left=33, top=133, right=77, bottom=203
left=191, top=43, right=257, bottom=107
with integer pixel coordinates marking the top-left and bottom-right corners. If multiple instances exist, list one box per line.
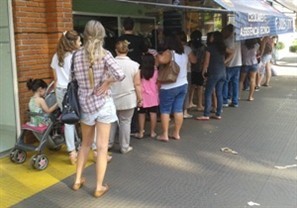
left=71, top=20, right=125, bottom=198
left=257, top=36, right=273, bottom=87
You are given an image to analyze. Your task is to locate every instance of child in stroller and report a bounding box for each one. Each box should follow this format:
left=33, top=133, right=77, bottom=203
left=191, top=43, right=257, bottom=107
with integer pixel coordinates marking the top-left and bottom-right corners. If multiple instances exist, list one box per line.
left=26, top=79, right=58, bottom=127
left=10, top=79, right=80, bottom=170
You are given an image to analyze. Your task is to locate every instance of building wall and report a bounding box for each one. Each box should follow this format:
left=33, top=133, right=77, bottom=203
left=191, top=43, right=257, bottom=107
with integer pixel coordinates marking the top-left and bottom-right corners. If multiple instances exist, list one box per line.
left=13, top=0, right=73, bottom=123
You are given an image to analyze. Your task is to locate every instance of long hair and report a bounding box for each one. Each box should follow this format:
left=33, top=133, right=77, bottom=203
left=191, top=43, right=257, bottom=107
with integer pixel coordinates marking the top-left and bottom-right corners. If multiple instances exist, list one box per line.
left=212, top=31, right=226, bottom=55
left=163, top=34, right=184, bottom=54
left=56, top=30, right=80, bottom=67
left=206, top=32, right=214, bottom=46
left=140, top=53, right=155, bottom=80
left=83, top=20, right=106, bottom=65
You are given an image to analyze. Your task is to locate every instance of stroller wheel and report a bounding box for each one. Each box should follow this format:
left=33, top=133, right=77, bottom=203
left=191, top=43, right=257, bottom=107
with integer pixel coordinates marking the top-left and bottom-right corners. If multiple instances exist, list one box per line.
left=31, top=154, right=49, bottom=170
left=10, top=149, right=17, bottom=163
left=10, top=149, right=27, bottom=164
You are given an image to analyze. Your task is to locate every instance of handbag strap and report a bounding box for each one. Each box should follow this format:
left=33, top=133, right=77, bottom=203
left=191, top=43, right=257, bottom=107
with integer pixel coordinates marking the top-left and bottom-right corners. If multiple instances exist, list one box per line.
left=170, top=50, right=175, bottom=62
left=70, top=52, right=77, bottom=81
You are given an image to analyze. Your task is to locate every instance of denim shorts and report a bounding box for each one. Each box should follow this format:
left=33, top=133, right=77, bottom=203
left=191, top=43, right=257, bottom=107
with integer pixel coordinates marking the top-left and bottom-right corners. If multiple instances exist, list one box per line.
left=80, top=97, right=118, bottom=126
left=159, top=84, right=187, bottom=114
left=261, top=54, right=272, bottom=64
left=241, top=64, right=258, bottom=73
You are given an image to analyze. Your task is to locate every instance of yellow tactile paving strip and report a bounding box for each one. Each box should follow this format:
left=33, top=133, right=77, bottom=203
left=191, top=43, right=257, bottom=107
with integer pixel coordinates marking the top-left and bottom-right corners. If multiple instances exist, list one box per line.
left=0, top=147, right=93, bottom=208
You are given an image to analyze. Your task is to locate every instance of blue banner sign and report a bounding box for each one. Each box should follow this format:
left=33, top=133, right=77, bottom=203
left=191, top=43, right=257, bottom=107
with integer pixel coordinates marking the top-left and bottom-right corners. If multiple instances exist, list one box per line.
left=235, top=12, right=294, bottom=40
left=213, top=0, right=294, bottom=40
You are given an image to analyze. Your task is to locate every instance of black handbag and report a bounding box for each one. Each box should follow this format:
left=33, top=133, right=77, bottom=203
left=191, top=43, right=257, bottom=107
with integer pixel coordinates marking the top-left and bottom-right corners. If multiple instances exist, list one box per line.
left=61, top=53, right=81, bottom=124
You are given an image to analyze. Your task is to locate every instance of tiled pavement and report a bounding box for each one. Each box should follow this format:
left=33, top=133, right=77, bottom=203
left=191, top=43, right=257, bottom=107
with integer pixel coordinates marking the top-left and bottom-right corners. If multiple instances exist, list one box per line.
left=12, top=75, right=297, bottom=208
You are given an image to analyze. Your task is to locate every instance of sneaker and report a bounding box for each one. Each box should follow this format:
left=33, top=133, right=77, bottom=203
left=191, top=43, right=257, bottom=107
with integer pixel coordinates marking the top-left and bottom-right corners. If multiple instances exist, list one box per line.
left=229, top=103, right=239, bottom=108
left=255, top=86, right=260, bottom=91
left=120, top=146, right=133, bottom=154
left=222, top=104, right=229, bottom=108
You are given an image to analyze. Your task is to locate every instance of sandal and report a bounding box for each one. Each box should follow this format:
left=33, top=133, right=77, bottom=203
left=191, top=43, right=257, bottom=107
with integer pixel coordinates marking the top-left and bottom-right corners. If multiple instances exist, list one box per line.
left=69, top=151, right=77, bottom=165
left=133, top=132, right=144, bottom=139
left=210, top=115, right=222, bottom=120
left=94, top=184, right=109, bottom=198
left=72, top=177, right=86, bottom=191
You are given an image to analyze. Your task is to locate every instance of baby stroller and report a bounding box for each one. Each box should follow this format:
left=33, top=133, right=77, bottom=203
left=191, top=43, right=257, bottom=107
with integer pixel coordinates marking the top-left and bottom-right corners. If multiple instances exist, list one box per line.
left=9, top=81, right=81, bottom=170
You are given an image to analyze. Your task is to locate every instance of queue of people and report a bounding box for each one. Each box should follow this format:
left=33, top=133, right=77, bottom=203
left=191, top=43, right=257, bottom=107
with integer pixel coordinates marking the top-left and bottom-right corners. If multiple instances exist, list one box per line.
left=24, top=18, right=276, bottom=198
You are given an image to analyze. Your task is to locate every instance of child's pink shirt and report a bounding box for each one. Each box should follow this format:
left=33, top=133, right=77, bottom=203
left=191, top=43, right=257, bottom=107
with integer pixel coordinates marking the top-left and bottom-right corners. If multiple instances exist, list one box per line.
left=141, top=68, right=159, bottom=108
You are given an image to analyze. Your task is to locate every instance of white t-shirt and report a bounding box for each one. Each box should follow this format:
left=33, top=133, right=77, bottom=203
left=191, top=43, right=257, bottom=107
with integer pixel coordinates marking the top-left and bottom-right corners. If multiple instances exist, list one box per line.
left=160, top=51, right=188, bottom=90
left=51, top=52, right=73, bottom=88
left=241, top=43, right=260, bottom=66
left=225, top=34, right=242, bottom=68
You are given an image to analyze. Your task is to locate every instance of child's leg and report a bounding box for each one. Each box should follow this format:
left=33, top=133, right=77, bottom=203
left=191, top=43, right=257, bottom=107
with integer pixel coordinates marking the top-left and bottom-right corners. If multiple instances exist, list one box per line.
left=149, top=112, right=157, bottom=138
left=138, top=112, right=146, bottom=138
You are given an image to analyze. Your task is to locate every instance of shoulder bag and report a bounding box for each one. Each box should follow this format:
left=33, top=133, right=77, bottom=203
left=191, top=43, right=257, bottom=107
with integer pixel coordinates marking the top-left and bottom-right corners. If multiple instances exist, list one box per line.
left=157, top=50, right=180, bottom=84
left=61, top=52, right=81, bottom=124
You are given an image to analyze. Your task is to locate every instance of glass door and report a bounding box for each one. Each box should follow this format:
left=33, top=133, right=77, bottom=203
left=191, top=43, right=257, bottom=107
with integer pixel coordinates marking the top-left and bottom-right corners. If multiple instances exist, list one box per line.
left=0, top=0, right=18, bottom=153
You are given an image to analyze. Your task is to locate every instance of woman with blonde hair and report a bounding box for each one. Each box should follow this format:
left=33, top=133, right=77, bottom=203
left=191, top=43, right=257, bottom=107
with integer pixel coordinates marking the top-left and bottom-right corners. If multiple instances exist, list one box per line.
left=72, top=20, right=125, bottom=197
left=51, top=30, right=81, bottom=164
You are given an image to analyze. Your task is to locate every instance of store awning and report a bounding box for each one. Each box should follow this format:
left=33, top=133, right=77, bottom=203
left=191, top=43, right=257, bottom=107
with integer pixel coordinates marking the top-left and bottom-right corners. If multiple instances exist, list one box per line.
left=272, top=0, right=297, bottom=13
left=116, top=0, right=294, bottom=40
left=116, top=0, right=230, bottom=13
left=213, top=0, right=294, bottom=40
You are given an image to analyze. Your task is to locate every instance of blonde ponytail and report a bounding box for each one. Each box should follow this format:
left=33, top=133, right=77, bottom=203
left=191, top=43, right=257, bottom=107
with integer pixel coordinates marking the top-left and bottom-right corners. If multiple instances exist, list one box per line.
left=83, top=20, right=106, bottom=88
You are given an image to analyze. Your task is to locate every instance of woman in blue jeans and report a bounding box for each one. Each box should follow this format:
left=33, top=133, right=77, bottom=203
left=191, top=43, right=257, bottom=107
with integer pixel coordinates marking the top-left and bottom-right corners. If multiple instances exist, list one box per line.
left=197, top=31, right=231, bottom=120
left=156, top=34, right=188, bottom=141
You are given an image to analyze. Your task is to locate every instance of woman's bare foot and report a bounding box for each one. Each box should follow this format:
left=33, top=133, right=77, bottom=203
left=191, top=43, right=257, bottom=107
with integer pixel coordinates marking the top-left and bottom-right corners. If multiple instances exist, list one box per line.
left=189, top=103, right=197, bottom=108
left=150, top=132, right=157, bottom=138
left=94, top=184, right=109, bottom=198
left=197, top=106, right=204, bottom=111
left=134, top=132, right=144, bottom=139
left=156, top=135, right=169, bottom=142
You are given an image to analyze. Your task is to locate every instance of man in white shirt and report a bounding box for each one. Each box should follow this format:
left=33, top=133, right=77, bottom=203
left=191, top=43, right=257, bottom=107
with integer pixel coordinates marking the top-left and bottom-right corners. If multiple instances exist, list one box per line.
left=222, top=24, right=242, bottom=108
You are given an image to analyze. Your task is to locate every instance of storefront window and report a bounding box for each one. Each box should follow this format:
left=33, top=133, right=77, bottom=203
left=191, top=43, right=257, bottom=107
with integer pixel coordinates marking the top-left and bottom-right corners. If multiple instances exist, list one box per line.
left=73, top=13, right=156, bottom=52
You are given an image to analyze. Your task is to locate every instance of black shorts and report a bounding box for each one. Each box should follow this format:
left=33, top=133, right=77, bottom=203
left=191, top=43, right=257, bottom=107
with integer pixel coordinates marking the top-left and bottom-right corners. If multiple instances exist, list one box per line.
left=191, top=71, right=204, bottom=86
left=138, top=106, right=159, bottom=114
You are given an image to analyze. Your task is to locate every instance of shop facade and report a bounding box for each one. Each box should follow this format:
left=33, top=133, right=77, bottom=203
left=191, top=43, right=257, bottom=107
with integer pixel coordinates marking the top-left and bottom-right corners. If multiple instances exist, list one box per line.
left=1, top=0, right=294, bottom=153
left=0, top=0, right=160, bottom=153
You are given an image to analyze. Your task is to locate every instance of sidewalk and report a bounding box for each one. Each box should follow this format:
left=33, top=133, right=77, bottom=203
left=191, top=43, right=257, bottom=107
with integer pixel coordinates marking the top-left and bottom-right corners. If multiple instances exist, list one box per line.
left=9, top=75, right=297, bottom=207
left=273, top=52, right=297, bottom=76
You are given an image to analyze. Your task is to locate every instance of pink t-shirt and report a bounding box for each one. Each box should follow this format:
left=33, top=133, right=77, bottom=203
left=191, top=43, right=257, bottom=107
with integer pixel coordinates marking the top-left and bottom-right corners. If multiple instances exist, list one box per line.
left=141, top=69, right=159, bottom=108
